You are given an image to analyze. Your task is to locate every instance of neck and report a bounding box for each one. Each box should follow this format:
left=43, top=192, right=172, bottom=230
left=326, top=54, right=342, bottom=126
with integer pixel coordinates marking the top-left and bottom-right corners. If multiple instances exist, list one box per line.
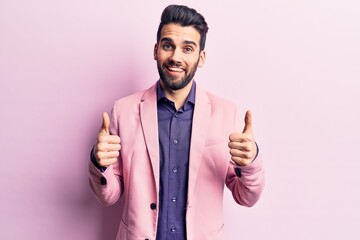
left=160, top=80, right=193, bottom=110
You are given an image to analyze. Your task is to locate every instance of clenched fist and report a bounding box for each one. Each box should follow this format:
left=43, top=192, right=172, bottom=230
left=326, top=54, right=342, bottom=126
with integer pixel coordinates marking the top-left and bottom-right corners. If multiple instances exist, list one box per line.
left=93, top=112, right=121, bottom=167
left=228, top=110, right=257, bottom=166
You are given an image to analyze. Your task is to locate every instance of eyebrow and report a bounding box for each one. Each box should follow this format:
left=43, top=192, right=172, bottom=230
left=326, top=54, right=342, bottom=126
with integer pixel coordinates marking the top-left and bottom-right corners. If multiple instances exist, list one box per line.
left=184, top=40, right=197, bottom=47
left=160, top=38, right=198, bottom=47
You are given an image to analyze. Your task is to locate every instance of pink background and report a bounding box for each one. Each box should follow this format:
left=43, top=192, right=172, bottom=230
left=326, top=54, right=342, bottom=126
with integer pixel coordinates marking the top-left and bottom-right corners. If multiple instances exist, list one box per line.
left=1, top=0, right=359, bottom=239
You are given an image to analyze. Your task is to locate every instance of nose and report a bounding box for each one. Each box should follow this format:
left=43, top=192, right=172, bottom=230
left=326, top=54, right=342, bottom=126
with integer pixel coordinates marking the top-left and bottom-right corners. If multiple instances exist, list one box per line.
left=169, top=48, right=182, bottom=64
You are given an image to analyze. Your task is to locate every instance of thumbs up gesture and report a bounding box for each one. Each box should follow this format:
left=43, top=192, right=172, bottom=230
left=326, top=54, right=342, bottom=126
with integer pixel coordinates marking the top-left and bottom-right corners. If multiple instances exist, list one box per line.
left=228, top=110, right=257, bottom=166
left=93, top=112, right=121, bottom=167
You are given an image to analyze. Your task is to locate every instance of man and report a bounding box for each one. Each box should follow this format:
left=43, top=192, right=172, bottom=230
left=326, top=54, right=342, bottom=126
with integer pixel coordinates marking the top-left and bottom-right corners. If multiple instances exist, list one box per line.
left=89, top=4, right=265, bottom=240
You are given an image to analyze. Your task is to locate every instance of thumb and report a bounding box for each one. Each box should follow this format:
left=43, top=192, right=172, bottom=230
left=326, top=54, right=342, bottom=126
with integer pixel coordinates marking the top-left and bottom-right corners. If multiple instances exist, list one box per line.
left=242, top=110, right=253, bottom=133
left=99, top=112, right=110, bottom=135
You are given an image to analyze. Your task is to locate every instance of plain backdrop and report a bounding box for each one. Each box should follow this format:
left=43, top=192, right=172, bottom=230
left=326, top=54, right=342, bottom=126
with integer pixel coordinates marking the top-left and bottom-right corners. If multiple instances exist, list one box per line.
left=1, top=0, right=359, bottom=239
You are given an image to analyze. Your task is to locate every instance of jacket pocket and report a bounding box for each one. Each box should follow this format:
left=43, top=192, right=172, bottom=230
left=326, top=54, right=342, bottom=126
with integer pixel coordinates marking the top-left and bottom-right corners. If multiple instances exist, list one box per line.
left=209, top=223, right=225, bottom=240
left=117, top=219, right=132, bottom=240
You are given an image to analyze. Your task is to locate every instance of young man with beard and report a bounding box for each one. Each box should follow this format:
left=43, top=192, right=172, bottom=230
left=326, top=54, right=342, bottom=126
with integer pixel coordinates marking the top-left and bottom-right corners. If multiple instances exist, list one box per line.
left=89, top=4, right=265, bottom=240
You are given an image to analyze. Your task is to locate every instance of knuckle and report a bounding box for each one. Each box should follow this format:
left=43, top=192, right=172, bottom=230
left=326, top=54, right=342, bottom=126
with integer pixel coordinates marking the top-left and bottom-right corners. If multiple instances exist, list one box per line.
left=98, top=135, right=105, bottom=142
left=229, top=134, right=234, bottom=141
left=229, top=133, right=238, bottom=141
left=97, top=144, right=104, bottom=151
left=96, top=152, right=105, bottom=159
left=228, top=142, right=237, bottom=148
left=98, top=159, right=105, bottom=166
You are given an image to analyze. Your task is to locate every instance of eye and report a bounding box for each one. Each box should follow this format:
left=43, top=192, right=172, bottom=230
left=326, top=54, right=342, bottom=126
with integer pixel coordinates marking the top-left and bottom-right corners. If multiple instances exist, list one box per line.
left=163, top=44, right=173, bottom=50
left=184, top=47, right=194, bottom=52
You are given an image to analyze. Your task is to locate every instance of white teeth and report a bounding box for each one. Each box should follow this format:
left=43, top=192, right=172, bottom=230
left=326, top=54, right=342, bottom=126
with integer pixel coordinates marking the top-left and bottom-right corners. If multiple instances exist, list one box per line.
left=167, top=67, right=183, bottom=72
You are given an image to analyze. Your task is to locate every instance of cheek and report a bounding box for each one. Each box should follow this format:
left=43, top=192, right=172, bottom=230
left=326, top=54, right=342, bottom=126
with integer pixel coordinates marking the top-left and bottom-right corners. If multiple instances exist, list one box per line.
left=188, top=58, right=200, bottom=68
left=157, top=52, right=169, bottom=62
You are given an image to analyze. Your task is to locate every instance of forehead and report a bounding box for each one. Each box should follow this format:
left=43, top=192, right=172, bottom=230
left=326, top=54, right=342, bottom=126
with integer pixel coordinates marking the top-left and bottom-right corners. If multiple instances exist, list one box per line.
left=160, top=23, right=201, bottom=45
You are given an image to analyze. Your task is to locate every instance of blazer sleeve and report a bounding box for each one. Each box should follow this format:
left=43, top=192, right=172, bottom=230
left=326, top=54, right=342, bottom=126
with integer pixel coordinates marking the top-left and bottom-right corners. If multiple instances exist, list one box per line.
left=88, top=102, right=124, bottom=206
left=225, top=107, right=265, bottom=207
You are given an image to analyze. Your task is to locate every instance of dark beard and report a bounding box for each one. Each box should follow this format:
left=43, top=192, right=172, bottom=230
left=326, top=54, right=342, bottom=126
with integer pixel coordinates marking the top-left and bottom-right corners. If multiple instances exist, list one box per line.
left=157, top=59, right=199, bottom=90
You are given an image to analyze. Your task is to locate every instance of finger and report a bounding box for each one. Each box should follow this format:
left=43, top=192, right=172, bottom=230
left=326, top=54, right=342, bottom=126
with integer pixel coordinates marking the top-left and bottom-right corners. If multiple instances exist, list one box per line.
left=242, top=110, right=253, bottom=134
left=230, top=149, right=253, bottom=159
left=98, top=135, right=121, bottom=144
left=96, top=150, right=120, bottom=160
left=231, top=156, right=252, bottom=166
left=97, top=143, right=121, bottom=152
left=99, top=112, right=110, bottom=135
left=229, top=133, right=252, bottom=142
left=98, top=158, right=118, bottom=167
left=228, top=142, right=252, bottom=152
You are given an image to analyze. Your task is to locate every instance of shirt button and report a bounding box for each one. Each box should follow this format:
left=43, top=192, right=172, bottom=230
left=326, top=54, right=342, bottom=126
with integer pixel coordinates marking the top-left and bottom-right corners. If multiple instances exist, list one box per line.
left=100, top=177, right=107, bottom=185
left=235, top=168, right=242, bottom=177
left=173, top=139, right=178, bottom=144
left=171, top=197, right=177, bottom=202
left=150, top=203, right=157, bottom=210
left=172, top=168, right=178, bottom=173
left=170, top=227, right=176, bottom=232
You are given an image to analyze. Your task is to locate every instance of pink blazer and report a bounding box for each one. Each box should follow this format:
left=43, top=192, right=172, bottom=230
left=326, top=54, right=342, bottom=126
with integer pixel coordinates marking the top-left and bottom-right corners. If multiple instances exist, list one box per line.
left=89, top=82, right=265, bottom=240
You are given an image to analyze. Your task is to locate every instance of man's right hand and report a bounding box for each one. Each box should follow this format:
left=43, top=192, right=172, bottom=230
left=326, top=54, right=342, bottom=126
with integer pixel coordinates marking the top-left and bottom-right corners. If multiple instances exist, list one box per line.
left=93, top=112, right=121, bottom=167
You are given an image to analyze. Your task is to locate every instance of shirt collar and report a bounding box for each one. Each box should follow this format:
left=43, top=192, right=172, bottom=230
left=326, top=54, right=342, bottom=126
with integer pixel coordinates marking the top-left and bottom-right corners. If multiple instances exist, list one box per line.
left=156, top=80, right=196, bottom=108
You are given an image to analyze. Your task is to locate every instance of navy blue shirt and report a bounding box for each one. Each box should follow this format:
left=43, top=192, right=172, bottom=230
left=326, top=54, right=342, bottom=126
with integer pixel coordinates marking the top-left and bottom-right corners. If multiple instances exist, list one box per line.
left=156, top=81, right=195, bottom=240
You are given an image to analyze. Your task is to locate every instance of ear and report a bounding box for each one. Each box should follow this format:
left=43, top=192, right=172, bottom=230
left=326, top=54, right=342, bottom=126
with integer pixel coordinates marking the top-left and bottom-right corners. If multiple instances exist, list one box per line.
left=198, top=50, right=206, bottom=67
left=153, top=43, right=158, bottom=60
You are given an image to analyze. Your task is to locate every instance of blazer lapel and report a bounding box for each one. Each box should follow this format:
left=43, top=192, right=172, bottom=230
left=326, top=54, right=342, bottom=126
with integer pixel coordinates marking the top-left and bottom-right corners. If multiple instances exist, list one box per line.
left=187, top=85, right=211, bottom=204
left=140, top=84, right=160, bottom=193
left=139, top=83, right=211, bottom=201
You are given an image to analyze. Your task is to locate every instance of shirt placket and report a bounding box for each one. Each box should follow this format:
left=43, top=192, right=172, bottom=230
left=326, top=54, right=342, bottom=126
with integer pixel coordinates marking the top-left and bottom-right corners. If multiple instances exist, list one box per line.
left=168, top=110, right=180, bottom=237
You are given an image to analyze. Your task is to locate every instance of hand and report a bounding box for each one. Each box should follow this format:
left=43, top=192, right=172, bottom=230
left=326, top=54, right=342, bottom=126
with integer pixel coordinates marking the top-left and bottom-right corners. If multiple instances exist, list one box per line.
left=228, top=110, right=257, bottom=166
left=93, top=112, right=121, bottom=167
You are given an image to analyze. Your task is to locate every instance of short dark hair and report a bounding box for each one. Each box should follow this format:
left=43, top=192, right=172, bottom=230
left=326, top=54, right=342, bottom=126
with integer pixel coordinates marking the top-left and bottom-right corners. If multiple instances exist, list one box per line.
left=156, top=5, right=209, bottom=51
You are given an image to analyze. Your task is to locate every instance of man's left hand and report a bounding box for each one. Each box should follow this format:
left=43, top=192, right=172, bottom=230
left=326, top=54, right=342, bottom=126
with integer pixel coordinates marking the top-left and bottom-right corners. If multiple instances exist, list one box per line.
left=228, top=110, right=257, bottom=166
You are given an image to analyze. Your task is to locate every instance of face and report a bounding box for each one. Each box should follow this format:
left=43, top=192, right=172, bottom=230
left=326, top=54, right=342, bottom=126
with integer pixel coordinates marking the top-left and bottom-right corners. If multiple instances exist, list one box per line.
left=154, top=23, right=206, bottom=91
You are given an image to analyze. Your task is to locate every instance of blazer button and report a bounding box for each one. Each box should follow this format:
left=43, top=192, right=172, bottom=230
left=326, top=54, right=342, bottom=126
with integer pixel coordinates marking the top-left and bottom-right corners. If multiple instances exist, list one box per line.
left=235, top=168, right=242, bottom=178
left=100, top=177, right=107, bottom=185
left=150, top=203, right=157, bottom=210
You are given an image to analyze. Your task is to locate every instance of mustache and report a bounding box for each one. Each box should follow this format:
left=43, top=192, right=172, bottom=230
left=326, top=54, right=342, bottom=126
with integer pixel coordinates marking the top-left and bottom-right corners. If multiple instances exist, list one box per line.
left=166, top=60, right=183, bottom=68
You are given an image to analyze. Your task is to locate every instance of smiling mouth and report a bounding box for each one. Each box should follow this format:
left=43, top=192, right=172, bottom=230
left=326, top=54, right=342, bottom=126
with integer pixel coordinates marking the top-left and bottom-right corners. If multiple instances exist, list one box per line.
left=166, top=66, right=185, bottom=73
